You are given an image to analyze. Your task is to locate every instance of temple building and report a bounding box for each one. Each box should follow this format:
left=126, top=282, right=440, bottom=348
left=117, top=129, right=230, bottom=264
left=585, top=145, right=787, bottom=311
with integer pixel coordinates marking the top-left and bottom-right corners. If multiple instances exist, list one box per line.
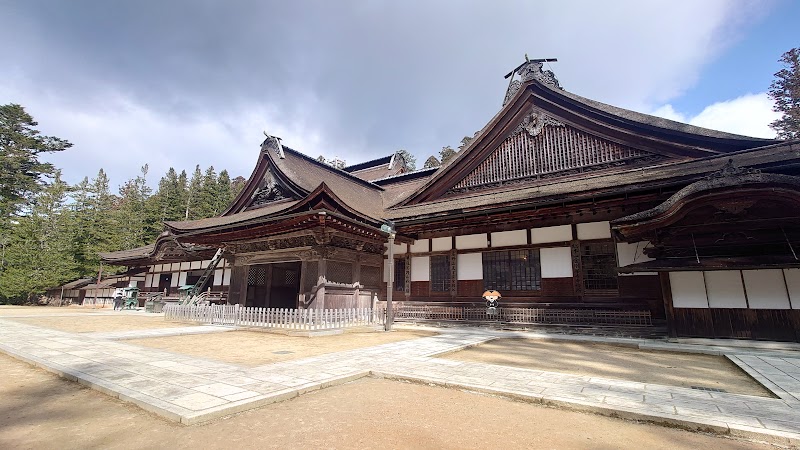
left=99, top=60, right=800, bottom=341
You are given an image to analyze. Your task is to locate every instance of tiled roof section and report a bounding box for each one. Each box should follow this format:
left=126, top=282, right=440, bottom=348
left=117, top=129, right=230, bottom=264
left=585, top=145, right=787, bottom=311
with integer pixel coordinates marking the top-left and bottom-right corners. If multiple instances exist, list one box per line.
left=385, top=141, right=799, bottom=221
left=381, top=174, right=436, bottom=209
left=349, top=164, right=404, bottom=182
left=99, top=244, right=155, bottom=262
left=344, top=155, right=393, bottom=172
left=552, top=84, right=780, bottom=143
left=165, top=199, right=298, bottom=232
left=270, top=147, right=387, bottom=219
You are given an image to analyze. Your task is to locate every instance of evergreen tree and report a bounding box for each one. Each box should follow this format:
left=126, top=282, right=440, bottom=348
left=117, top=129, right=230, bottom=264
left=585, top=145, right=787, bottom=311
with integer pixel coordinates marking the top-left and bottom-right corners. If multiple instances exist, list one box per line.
left=151, top=167, right=184, bottom=223
left=195, top=166, right=219, bottom=218
left=769, top=48, right=800, bottom=139
left=423, top=156, right=441, bottom=169
left=185, top=165, right=203, bottom=220
left=396, top=149, right=416, bottom=171
left=0, top=172, right=79, bottom=302
left=439, top=146, right=457, bottom=164
left=115, top=165, right=153, bottom=249
left=0, top=104, right=72, bottom=232
left=216, top=169, right=234, bottom=215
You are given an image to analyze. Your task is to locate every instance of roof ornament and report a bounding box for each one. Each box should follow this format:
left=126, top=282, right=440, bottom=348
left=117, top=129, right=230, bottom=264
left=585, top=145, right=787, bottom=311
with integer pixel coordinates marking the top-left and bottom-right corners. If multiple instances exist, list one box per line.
left=262, top=132, right=285, bottom=159
left=706, top=159, right=761, bottom=180
left=513, top=108, right=564, bottom=137
left=503, top=56, right=561, bottom=106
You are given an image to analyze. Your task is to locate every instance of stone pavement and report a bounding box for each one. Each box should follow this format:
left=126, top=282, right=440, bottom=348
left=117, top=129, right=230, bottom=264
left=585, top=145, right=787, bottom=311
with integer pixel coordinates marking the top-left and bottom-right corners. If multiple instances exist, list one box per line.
left=84, top=325, right=235, bottom=340
left=1, top=317, right=799, bottom=445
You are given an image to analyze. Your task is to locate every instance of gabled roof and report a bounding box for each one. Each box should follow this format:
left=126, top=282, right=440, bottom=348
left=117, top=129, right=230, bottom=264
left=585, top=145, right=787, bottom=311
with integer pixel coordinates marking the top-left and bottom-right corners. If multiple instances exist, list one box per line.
left=399, top=62, right=780, bottom=206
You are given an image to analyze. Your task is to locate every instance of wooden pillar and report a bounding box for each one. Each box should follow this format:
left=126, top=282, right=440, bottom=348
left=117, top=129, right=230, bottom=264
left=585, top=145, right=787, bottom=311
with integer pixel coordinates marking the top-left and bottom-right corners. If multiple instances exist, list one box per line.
left=317, top=257, right=327, bottom=310
left=660, top=272, right=678, bottom=338
left=353, top=256, right=361, bottom=307
left=228, top=265, right=248, bottom=305
left=264, top=264, right=273, bottom=308
left=299, top=261, right=308, bottom=308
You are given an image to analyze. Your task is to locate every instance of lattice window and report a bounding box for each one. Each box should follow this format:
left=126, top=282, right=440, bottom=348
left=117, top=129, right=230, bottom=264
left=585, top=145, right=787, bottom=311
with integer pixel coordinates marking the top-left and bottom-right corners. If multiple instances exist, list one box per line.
left=581, top=241, right=618, bottom=291
left=394, top=258, right=406, bottom=292
left=327, top=261, right=353, bottom=284
left=303, top=261, right=318, bottom=292
left=361, top=265, right=382, bottom=287
left=482, top=249, right=541, bottom=291
left=453, top=119, right=651, bottom=191
left=247, top=266, right=266, bottom=286
left=430, top=255, right=451, bottom=293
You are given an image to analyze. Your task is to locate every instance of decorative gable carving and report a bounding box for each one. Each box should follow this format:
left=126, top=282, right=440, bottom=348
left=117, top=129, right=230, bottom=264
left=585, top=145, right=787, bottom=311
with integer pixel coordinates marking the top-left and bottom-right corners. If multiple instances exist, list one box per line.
left=447, top=108, right=664, bottom=195
left=247, top=166, right=295, bottom=209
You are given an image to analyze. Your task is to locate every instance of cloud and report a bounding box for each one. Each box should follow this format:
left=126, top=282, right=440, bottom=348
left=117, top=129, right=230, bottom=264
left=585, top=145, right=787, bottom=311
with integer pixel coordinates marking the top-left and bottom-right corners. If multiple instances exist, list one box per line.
left=0, top=0, right=776, bottom=186
left=650, top=93, right=780, bottom=138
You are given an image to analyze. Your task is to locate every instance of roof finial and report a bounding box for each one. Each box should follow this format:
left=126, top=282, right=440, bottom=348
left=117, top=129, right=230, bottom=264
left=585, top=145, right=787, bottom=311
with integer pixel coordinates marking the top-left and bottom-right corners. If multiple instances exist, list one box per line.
left=262, top=131, right=285, bottom=159
left=503, top=56, right=561, bottom=106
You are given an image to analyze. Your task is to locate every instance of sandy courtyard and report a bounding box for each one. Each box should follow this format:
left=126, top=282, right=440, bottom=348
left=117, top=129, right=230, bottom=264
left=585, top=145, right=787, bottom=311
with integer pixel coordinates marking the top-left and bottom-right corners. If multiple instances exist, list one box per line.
left=443, top=338, right=773, bottom=397
left=8, top=315, right=195, bottom=333
left=0, top=353, right=773, bottom=450
left=0, top=305, right=114, bottom=316
left=126, top=329, right=436, bottom=366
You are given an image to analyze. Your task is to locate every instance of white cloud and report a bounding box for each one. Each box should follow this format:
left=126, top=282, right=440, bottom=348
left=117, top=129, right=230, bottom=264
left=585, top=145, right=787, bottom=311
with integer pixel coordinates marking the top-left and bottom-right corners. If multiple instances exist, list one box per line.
left=650, top=93, right=780, bottom=138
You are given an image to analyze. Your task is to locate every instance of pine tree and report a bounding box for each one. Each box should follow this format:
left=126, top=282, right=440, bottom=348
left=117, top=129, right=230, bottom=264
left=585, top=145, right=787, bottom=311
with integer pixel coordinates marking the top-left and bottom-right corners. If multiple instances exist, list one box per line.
left=0, top=172, right=79, bottom=302
left=423, top=156, right=441, bottom=169
left=396, top=149, right=416, bottom=171
left=216, top=169, right=234, bottom=215
left=439, top=146, right=457, bottom=164
left=196, top=166, right=218, bottom=218
left=115, top=165, right=153, bottom=249
left=185, top=165, right=203, bottom=220
left=769, top=48, right=800, bottom=139
left=0, top=104, right=72, bottom=232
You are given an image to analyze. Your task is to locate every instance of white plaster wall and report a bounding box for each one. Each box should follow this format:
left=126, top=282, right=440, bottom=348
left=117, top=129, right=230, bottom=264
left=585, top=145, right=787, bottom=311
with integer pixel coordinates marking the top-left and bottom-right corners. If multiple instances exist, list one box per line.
left=431, top=237, right=452, bottom=251
left=171, top=263, right=181, bottom=272
left=457, top=253, right=483, bottom=280
left=144, top=274, right=153, bottom=288
left=705, top=271, right=747, bottom=308
left=385, top=243, right=406, bottom=255
left=410, top=256, right=430, bottom=281
left=170, top=273, right=180, bottom=287
left=491, top=230, right=527, bottom=247
left=213, top=269, right=224, bottom=286
left=540, top=247, right=573, bottom=278
left=616, top=241, right=655, bottom=267
left=743, top=270, right=791, bottom=309
left=576, top=221, right=611, bottom=240
left=179, top=261, right=190, bottom=271
left=178, top=272, right=188, bottom=286
left=785, top=269, right=800, bottom=309
left=410, top=239, right=429, bottom=253
left=223, top=268, right=231, bottom=286
left=670, top=272, right=708, bottom=308
left=190, top=260, right=201, bottom=270
left=531, top=225, right=572, bottom=244
left=456, top=234, right=487, bottom=250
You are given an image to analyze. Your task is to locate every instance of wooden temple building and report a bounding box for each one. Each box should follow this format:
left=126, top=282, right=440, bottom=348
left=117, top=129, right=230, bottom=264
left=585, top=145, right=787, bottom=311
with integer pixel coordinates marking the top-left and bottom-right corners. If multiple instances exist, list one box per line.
left=99, top=60, right=800, bottom=341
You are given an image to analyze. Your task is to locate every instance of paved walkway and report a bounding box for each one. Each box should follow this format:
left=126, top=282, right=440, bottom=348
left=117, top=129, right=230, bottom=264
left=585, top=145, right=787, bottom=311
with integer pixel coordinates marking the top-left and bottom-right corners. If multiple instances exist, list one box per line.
left=1, top=317, right=799, bottom=445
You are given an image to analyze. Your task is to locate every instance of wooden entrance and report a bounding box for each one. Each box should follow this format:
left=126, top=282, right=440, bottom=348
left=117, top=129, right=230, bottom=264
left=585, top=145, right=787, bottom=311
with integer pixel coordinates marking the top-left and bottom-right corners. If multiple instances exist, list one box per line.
left=246, top=262, right=301, bottom=308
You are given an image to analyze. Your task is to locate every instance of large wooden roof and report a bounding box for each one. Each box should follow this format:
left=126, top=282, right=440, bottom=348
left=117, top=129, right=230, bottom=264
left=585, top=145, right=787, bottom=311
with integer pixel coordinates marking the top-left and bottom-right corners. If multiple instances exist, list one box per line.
left=103, top=61, right=798, bottom=265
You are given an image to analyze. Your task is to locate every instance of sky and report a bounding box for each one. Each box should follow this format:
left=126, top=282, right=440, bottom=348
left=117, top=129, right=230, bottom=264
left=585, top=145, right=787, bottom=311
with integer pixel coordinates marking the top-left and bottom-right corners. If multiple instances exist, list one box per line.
left=1, top=0, right=798, bottom=191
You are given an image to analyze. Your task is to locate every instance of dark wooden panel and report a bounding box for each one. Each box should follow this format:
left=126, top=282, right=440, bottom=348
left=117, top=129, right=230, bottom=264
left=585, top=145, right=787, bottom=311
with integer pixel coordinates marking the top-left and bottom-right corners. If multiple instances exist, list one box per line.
left=410, top=281, right=429, bottom=298
left=618, top=275, right=661, bottom=299
left=457, top=280, right=484, bottom=298
left=672, top=308, right=800, bottom=342
left=227, top=265, right=247, bottom=305
left=541, top=278, right=575, bottom=297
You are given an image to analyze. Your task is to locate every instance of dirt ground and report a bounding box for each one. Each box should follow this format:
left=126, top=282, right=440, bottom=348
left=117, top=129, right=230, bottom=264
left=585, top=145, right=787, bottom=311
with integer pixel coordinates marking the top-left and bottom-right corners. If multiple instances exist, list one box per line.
left=0, top=305, right=113, bottom=316
left=127, top=329, right=436, bottom=366
left=8, top=315, right=195, bottom=333
left=444, top=338, right=773, bottom=397
left=0, top=353, right=774, bottom=450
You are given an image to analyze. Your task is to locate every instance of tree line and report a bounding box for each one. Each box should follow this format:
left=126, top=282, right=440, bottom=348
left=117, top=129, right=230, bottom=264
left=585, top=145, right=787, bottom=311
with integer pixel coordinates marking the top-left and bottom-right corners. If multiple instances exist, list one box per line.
left=0, top=103, right=244, bottom=303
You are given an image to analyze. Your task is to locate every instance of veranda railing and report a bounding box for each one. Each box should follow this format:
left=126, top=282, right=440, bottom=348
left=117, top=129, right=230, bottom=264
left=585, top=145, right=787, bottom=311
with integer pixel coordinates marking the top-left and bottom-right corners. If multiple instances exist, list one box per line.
left=391, top=305, right=652, bottom=326
left=163, top=304, right=384, bottom=331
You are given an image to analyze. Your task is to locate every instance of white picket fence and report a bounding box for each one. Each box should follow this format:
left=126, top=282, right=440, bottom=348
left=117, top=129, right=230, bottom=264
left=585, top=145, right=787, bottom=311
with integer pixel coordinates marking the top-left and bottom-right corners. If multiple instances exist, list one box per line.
left=163, top=304, right=384, bottom=331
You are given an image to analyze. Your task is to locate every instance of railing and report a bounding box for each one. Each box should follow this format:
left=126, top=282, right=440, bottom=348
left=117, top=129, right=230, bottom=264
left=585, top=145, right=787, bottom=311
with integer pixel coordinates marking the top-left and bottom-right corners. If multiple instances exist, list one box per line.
left=163, top=304, right=384, bottom=331
left=391, top=305, right=652, bottom=326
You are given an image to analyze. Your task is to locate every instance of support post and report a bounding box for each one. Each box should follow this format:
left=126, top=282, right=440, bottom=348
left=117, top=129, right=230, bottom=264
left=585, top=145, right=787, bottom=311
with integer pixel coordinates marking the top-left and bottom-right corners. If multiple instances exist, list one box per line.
left=386, top=234, right=395, bottom=331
